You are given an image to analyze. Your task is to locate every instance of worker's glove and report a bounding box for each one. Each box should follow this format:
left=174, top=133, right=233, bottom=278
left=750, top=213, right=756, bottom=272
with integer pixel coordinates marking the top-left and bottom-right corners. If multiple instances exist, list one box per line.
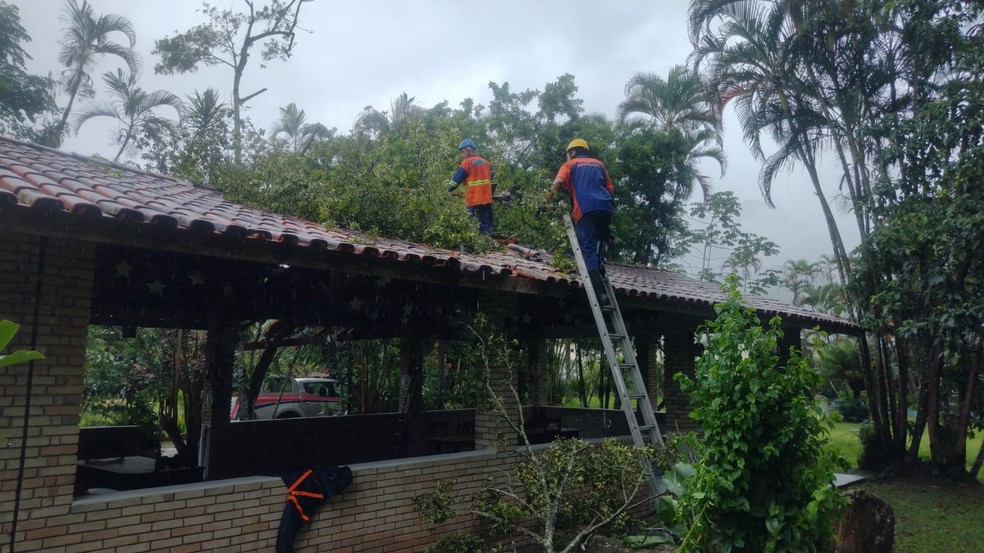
left=446, top=181, right=458, bottom=193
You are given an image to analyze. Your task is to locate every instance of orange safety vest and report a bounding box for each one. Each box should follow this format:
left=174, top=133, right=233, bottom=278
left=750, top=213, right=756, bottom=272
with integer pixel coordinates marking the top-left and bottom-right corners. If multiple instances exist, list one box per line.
left=459, top=155, right=493, bottom=207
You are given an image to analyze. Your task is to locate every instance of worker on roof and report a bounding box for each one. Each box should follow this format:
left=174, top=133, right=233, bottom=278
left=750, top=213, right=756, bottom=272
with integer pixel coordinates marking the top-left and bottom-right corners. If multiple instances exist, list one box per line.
left=548, top=138, right=615, bottom=305
left=447, top=138, right=494, bottom=234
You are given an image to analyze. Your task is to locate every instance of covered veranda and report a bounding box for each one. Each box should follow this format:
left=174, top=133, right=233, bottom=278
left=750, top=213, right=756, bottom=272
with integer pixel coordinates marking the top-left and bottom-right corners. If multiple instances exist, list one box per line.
left=0, top=135, right=860, bottom=552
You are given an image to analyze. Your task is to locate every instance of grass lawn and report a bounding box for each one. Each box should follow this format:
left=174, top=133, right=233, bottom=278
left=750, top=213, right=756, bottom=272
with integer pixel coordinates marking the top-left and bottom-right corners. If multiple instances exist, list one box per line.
left=825, top=422, right=984, bottom=553
left=857, top=478, right=984, bottom=553
left=828, top=421, right=983, bottom=480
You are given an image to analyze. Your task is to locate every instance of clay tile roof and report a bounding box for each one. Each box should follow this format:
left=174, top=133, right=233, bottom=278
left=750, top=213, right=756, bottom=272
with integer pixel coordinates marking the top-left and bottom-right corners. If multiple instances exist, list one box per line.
left=0, top=135, right=860, bottom=334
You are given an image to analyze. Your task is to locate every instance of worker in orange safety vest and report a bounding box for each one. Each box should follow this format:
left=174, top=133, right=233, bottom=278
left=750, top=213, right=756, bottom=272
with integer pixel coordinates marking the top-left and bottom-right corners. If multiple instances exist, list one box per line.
left=447, top=138, right=494, bottom=233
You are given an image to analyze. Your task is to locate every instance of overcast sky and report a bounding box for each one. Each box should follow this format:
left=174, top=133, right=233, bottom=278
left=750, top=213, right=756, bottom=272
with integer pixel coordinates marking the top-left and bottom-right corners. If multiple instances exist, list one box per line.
left=11, top=0, right=859, bottom=278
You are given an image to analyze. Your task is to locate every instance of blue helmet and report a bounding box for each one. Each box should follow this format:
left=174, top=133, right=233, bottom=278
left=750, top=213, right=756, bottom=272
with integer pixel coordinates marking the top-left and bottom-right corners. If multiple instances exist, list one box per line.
left=458, top=139, right=477, bottom=151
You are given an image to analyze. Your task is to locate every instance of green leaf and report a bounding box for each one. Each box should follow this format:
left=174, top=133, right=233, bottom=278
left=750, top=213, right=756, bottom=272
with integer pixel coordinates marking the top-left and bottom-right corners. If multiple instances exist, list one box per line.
left=0, top=319, right=17, bottom=349
left=766, top=516, right=779, bottom=534
left=0, top=350, right=45, bottom=367
left=0, top=320, right=45, bottom=368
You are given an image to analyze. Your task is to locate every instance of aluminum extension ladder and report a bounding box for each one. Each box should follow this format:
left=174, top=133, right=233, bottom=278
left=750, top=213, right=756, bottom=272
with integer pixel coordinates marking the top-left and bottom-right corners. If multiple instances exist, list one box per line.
left=562, top=213, right=665, bottom=500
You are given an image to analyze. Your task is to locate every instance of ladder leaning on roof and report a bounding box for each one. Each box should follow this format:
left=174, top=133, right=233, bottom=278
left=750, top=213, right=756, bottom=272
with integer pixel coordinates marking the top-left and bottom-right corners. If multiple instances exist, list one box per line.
left=562, top=212, right=665, bottom=500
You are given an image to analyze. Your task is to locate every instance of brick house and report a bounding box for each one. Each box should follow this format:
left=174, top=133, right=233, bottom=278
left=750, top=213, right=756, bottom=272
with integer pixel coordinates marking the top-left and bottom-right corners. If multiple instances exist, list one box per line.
left=0, top=135, right=859, bottom=552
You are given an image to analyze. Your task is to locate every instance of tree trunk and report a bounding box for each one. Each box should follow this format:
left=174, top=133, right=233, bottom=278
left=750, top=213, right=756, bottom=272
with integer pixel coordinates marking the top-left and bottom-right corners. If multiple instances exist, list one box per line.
left=240, top=342, right=278, bottom=420
left=436, top=340, right=446, bottom=409
left=925, top=345, right=944, bottom=470
left=906, top=355, right=930, bottom=464
left=576, top=343, right=587, bottom=408
left=53, top=71, right=84, bottom=147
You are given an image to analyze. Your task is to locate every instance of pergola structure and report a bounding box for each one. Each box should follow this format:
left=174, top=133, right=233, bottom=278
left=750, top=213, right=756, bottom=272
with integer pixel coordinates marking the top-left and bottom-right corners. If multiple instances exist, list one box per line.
left=0, top=135, right=860, bottom=552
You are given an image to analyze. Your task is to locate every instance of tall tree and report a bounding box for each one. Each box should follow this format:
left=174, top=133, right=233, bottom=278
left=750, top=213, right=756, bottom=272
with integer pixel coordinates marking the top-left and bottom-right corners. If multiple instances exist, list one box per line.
left=153, top=0, right=312, bottom=163
left=689, top=0, right=984, bottom=476
left=855, top=14, right=984, bottom=477
left=689, top=1, right=852, bottom=284
left=52, top=0, right=138, bottom=147
left=388, top=92, right=424, bottom=130
left=0, top=1, right=55, bottom=140
left=689, top=0, right=883, bottom=455
left=73, top=69, right=181, bottom=162
left=610, top=124, right=693, bottom=266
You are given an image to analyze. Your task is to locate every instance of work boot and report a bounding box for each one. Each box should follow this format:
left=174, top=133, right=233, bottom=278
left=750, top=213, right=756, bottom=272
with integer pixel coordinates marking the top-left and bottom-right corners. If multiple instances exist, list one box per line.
left=599, top=236, right=612, bottom=270
left=588, top=270, right=610, bottom=306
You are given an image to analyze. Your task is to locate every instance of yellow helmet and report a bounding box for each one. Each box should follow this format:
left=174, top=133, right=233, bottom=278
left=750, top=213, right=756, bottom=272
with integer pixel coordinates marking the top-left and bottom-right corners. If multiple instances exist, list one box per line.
left=566, top=138, right=589, bottom=152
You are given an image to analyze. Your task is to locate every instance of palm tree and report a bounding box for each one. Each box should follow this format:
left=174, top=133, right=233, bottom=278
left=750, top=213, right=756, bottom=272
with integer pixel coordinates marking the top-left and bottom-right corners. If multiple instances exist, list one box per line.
left=688, top=1, right=854, bottom=286
left=783, top=258, right=821, bottom=305
left=617, top=65, right=725, bottom=201
left=175, top=88, right=230, bottom=185
left=73, top=69, right=181, bottom=162
left=270, top=103, right=333, bottom=154
left=351, top=92, right=424, bottom=142
left=183, top=88, right=228, bottom=140
left=388, top=92, right=423, bottom=129
left=51, top=0, right=138, bottom=146
left=619, top=65, right=719, bottom=134
left=801, top=282, right=847, bottom=317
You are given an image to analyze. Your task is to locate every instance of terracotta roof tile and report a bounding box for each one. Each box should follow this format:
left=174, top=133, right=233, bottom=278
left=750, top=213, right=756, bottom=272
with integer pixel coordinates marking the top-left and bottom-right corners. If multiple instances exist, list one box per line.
left=0, top=135, right=860, bottom=333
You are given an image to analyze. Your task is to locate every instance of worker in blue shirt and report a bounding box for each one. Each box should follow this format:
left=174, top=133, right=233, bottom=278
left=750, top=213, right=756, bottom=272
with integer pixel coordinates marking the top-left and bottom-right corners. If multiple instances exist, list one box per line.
left=548, top=138, right=615, bottom=305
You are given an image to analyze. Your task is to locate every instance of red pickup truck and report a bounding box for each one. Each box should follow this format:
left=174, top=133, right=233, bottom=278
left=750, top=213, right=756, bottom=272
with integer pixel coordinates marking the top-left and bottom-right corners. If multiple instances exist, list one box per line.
left=231, top=376, right=344, bottom=420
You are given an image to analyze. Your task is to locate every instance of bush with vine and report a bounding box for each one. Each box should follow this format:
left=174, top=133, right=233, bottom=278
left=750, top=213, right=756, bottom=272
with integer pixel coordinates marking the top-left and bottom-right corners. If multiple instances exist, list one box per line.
left=674, top=277, right=847, bottom=552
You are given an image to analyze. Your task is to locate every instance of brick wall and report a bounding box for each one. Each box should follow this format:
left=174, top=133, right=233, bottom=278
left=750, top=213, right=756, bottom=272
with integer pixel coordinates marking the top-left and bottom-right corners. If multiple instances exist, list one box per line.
left=635, top=338, right=661, bottom=413
left=473, top=292, right=521, bottom=450
left=4, top=450, right=510, bottom=553
left=1, top=232, right=94, bottom=551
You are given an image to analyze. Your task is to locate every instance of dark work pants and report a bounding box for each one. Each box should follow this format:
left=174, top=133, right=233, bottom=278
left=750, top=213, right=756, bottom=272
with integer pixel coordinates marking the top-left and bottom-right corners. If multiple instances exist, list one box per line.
left=575, top=210, right=612, bottom=271
left=467, top=203, right=494, bottom=234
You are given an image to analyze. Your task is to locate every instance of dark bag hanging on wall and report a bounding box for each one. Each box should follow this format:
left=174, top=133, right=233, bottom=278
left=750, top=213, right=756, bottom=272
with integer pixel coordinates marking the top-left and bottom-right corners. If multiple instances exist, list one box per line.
left=275, top=464, right=353, bottom=553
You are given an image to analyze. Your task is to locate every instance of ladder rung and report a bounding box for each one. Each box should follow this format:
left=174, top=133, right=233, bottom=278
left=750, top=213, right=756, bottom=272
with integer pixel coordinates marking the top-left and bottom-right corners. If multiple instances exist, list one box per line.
left=626, top=392, right=646, bottom=401
left=618, top=363, right=635, bottom=370
left=601, top=304, right=616, bottom=312
left=607, top=333, right=626, bottom=341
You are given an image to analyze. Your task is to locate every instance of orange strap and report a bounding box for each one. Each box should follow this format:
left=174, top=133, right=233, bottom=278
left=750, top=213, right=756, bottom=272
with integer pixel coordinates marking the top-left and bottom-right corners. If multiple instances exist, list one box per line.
left=286, top=469, right=325, bottom=521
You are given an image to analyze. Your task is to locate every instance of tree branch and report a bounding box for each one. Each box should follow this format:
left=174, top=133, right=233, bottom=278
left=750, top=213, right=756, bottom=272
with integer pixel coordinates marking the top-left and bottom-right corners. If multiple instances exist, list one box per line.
left=241, top=87, right=268, bottom=104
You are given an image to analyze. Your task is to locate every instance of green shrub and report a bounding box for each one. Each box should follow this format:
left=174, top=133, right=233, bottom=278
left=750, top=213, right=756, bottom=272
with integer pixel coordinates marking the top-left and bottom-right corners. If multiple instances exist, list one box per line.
left=422, top=533, right=485, bottom=553
left=857, top=420, right=893, bottom=471
left=675, top=277, right=847, bottom=552
left=413, top=480, right=487, bottom=553
left=831, top=390, right=870, bottom=423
